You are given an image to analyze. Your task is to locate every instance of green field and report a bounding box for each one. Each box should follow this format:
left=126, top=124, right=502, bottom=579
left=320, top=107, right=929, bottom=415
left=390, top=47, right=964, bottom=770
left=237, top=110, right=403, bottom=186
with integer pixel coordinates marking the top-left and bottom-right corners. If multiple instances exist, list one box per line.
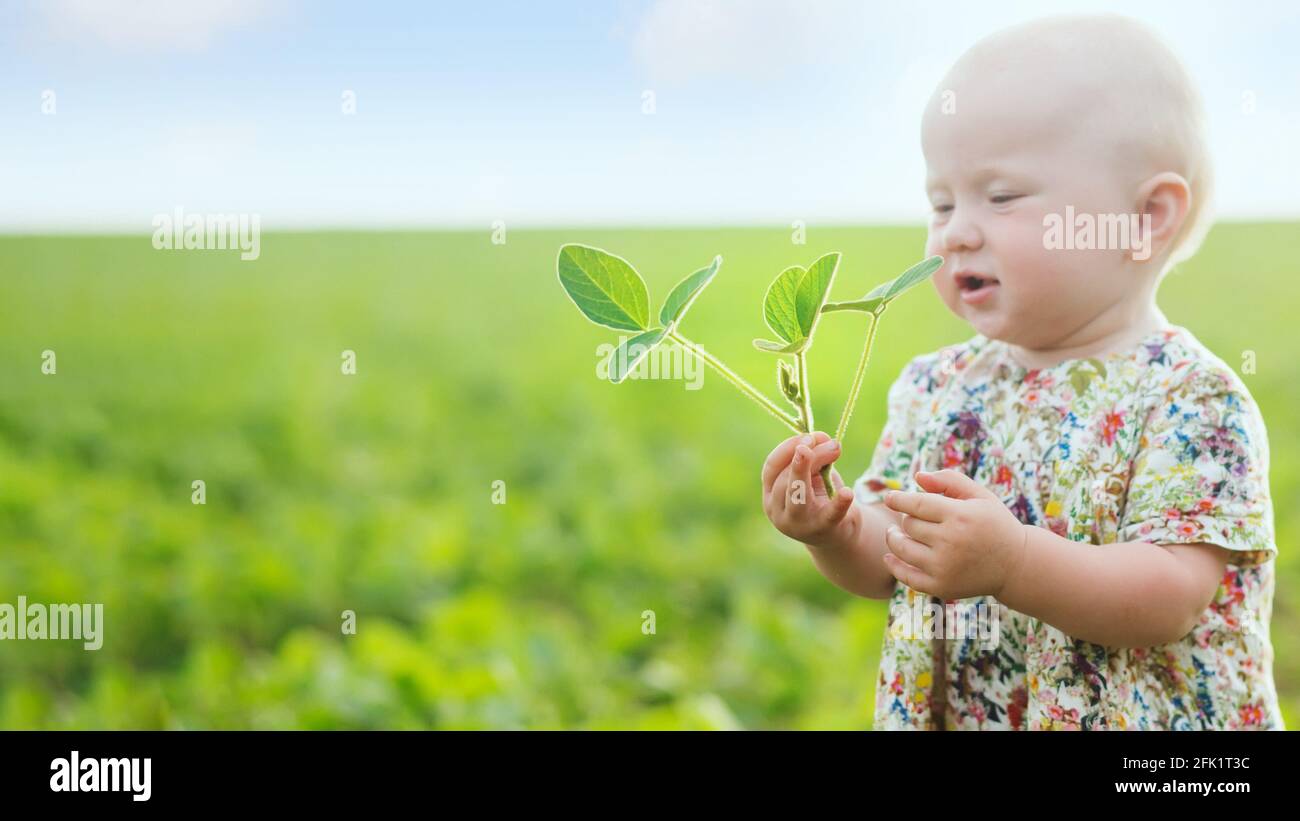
left=0, top=223, right=1296, bottom=728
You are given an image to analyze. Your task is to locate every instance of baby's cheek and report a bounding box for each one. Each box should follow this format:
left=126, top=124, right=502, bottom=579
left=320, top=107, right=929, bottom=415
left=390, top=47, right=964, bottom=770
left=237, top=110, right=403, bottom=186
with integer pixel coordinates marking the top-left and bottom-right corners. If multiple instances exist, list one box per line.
left=922, top=233, right=955, bottom=296
left=998, top=215, right=1070, bottom=294
left=923, top=228, right=945, bottom=260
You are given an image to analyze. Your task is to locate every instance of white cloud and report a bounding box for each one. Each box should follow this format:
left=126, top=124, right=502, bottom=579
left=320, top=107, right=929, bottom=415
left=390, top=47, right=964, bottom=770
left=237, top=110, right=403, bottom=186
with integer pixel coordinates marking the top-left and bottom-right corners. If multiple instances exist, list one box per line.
left=40, top=0, right=275, bottom=51
left=632, top=0, right=870, bottom=85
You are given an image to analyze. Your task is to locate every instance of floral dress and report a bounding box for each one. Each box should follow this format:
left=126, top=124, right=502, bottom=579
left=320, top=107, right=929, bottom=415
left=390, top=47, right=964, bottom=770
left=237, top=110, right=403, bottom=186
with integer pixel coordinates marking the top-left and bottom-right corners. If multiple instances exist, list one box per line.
left=853, top=324, right=1282, bottom=730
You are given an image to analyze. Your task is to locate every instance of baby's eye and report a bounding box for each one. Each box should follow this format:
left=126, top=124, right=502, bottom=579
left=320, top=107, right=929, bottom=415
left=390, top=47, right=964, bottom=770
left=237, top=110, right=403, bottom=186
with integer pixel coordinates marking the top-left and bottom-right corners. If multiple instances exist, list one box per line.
left=990, top=193, right=1022, bottom=204
left=931, top=203, right=953, bottom=214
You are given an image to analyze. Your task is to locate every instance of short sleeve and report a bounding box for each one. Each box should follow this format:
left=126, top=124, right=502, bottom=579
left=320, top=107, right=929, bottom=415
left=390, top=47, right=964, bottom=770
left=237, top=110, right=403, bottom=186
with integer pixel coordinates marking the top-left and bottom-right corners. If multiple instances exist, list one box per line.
left=853, top=355, right=933, bottom=506
left=1118, top=366, right=1277, bottom=568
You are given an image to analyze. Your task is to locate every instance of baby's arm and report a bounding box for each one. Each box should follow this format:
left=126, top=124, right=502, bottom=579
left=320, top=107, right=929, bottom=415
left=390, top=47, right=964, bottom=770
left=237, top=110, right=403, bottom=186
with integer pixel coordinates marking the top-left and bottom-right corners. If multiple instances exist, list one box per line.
left=994, top=530, right=1230, bottom=648
left=804, top=501, right=902, bottom=600
left=880, top=469, right=1234, bottom=647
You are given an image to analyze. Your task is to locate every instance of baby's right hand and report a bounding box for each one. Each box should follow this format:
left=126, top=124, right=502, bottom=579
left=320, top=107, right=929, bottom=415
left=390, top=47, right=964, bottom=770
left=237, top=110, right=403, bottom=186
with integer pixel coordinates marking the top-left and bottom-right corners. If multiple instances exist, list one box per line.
left=761, top=431, right=859, bottom=547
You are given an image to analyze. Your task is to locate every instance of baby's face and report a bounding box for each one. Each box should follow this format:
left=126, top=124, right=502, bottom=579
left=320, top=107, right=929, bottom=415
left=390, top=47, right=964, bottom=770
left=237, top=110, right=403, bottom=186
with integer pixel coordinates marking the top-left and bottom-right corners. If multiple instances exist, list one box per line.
left=921, top=72, right=1148, bottom=349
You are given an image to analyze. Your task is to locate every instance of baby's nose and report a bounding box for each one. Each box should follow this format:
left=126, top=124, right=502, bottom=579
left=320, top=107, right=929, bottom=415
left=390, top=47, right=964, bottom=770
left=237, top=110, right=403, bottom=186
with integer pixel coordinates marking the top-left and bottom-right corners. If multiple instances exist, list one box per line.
left=941, top=210, right=984, bottom=252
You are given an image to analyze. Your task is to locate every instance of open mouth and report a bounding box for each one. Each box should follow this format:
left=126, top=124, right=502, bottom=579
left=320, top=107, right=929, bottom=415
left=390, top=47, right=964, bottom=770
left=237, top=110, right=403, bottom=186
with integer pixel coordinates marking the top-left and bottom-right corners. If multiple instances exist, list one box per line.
left=956, top=273, right=999, bottom=304
left=958, top=274, right=997, bottom=290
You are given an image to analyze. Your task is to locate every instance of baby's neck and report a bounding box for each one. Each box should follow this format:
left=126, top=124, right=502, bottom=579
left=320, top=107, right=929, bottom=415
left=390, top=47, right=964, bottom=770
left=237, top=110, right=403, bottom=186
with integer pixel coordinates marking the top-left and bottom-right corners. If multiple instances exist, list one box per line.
left=1006, top=305, right=1170, bottom=371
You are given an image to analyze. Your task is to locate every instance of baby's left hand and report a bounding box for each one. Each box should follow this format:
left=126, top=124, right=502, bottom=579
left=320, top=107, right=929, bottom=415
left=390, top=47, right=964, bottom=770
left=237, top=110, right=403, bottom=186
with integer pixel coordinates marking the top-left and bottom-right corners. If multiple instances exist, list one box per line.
left=882, top=469, right=1028, bottom=601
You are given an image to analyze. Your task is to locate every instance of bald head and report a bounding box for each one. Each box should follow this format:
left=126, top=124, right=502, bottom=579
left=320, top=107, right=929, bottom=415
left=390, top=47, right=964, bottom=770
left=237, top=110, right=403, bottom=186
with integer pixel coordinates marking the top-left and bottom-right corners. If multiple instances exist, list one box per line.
left=922, top=14, right=1213, bottom=267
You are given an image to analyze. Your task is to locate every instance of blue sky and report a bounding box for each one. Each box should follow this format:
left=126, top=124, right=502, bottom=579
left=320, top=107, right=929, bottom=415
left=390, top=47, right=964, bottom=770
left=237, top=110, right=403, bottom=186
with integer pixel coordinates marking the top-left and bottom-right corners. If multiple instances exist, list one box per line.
left=2, top=0, right=1298, bottom=230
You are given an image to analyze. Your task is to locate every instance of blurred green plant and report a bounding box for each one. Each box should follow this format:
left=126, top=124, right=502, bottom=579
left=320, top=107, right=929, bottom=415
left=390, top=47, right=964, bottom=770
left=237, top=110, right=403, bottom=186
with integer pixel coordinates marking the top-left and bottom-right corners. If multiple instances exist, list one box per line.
left=5, top=225, right=1293, bottom=730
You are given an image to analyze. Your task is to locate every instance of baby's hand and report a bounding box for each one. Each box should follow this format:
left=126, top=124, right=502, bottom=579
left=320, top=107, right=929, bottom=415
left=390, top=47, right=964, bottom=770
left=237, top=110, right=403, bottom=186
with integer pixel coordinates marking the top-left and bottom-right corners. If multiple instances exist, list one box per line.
left=881, top=469, right=1028, bottom=600
left=761, top=431, right=857, bottom=547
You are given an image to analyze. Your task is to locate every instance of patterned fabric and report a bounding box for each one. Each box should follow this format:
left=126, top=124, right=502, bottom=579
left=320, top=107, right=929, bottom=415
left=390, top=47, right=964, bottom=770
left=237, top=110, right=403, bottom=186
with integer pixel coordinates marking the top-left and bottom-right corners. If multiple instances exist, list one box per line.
left=854, top=325, right=1282, bottom=730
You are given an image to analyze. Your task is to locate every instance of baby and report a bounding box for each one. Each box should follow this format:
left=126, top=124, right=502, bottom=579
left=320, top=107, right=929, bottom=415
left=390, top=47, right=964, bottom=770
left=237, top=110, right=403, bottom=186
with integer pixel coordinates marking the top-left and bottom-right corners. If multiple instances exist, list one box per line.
left=760, top=14, right=1281, bottom=730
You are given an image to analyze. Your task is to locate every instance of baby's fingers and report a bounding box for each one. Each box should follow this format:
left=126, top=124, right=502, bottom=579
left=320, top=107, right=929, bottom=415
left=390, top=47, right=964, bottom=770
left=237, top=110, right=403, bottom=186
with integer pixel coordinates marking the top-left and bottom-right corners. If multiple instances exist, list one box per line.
left=790, top=439, right=839, bottom=503
left=786, top=444, right=816, bottom=506
left=805, top=439, right=841, bottom=495
left=818, top=469, right=855, bottom=526
left=763, top=434, right=816, bottom=490
left=827, top=466, right=853, bottom=501
left=829, top=466, right=847, bottom=494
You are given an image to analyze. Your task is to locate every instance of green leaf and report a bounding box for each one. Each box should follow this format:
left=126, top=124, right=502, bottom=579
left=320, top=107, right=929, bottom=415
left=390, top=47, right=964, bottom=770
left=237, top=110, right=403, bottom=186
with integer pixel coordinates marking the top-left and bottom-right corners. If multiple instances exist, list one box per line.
left=879, top=255, right=943, bottom=302
left=762, top=265, right=804, bottom=343
left=794, top=252, right=841, bottom=334
left=822, top=297, right=884, bottom=314
left=1087, top=357, right=1107, bottom=380
left=659, top=256, right=721, bottom=327
left=753, top=338, right=806, bottom=354
left=825, top=255, right=943, bottom=314
left=608, top=327, right=668, bottom=383
left=556, top=244, right=650, bottom=332
left=762, top=252, right=842, bottom=344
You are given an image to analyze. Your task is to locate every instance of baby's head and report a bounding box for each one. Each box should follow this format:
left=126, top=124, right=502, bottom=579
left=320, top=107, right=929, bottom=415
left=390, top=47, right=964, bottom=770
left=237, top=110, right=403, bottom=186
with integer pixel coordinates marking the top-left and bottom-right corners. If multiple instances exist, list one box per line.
left=921, top=14, right=1212, bottom=350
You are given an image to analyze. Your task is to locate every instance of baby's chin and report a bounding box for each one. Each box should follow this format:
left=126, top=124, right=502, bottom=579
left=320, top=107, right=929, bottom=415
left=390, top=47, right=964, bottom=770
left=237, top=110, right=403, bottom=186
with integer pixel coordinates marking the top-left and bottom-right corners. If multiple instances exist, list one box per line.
left=966, top=315, right=1014, bottom=341
left=951, top=292, right=1008, bottom=340
left=953, top=300, right=1023, bottom=343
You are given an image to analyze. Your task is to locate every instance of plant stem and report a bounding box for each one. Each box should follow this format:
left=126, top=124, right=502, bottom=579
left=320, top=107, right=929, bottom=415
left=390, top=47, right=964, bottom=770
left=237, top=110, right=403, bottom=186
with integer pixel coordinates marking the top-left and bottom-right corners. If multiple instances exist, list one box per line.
left=795, top=351, right=814, bottom=432
left=668, top=329, right=802, bottom=434
left=797, top=351, right=835, bottom=494
left=834, top=309, right=884, bottom=444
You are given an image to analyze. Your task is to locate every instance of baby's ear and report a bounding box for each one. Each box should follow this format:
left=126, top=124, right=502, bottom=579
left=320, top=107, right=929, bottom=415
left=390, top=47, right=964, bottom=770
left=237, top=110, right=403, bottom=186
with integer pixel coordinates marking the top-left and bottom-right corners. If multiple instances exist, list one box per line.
left=1136, top=172, right=1191, bottom=253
